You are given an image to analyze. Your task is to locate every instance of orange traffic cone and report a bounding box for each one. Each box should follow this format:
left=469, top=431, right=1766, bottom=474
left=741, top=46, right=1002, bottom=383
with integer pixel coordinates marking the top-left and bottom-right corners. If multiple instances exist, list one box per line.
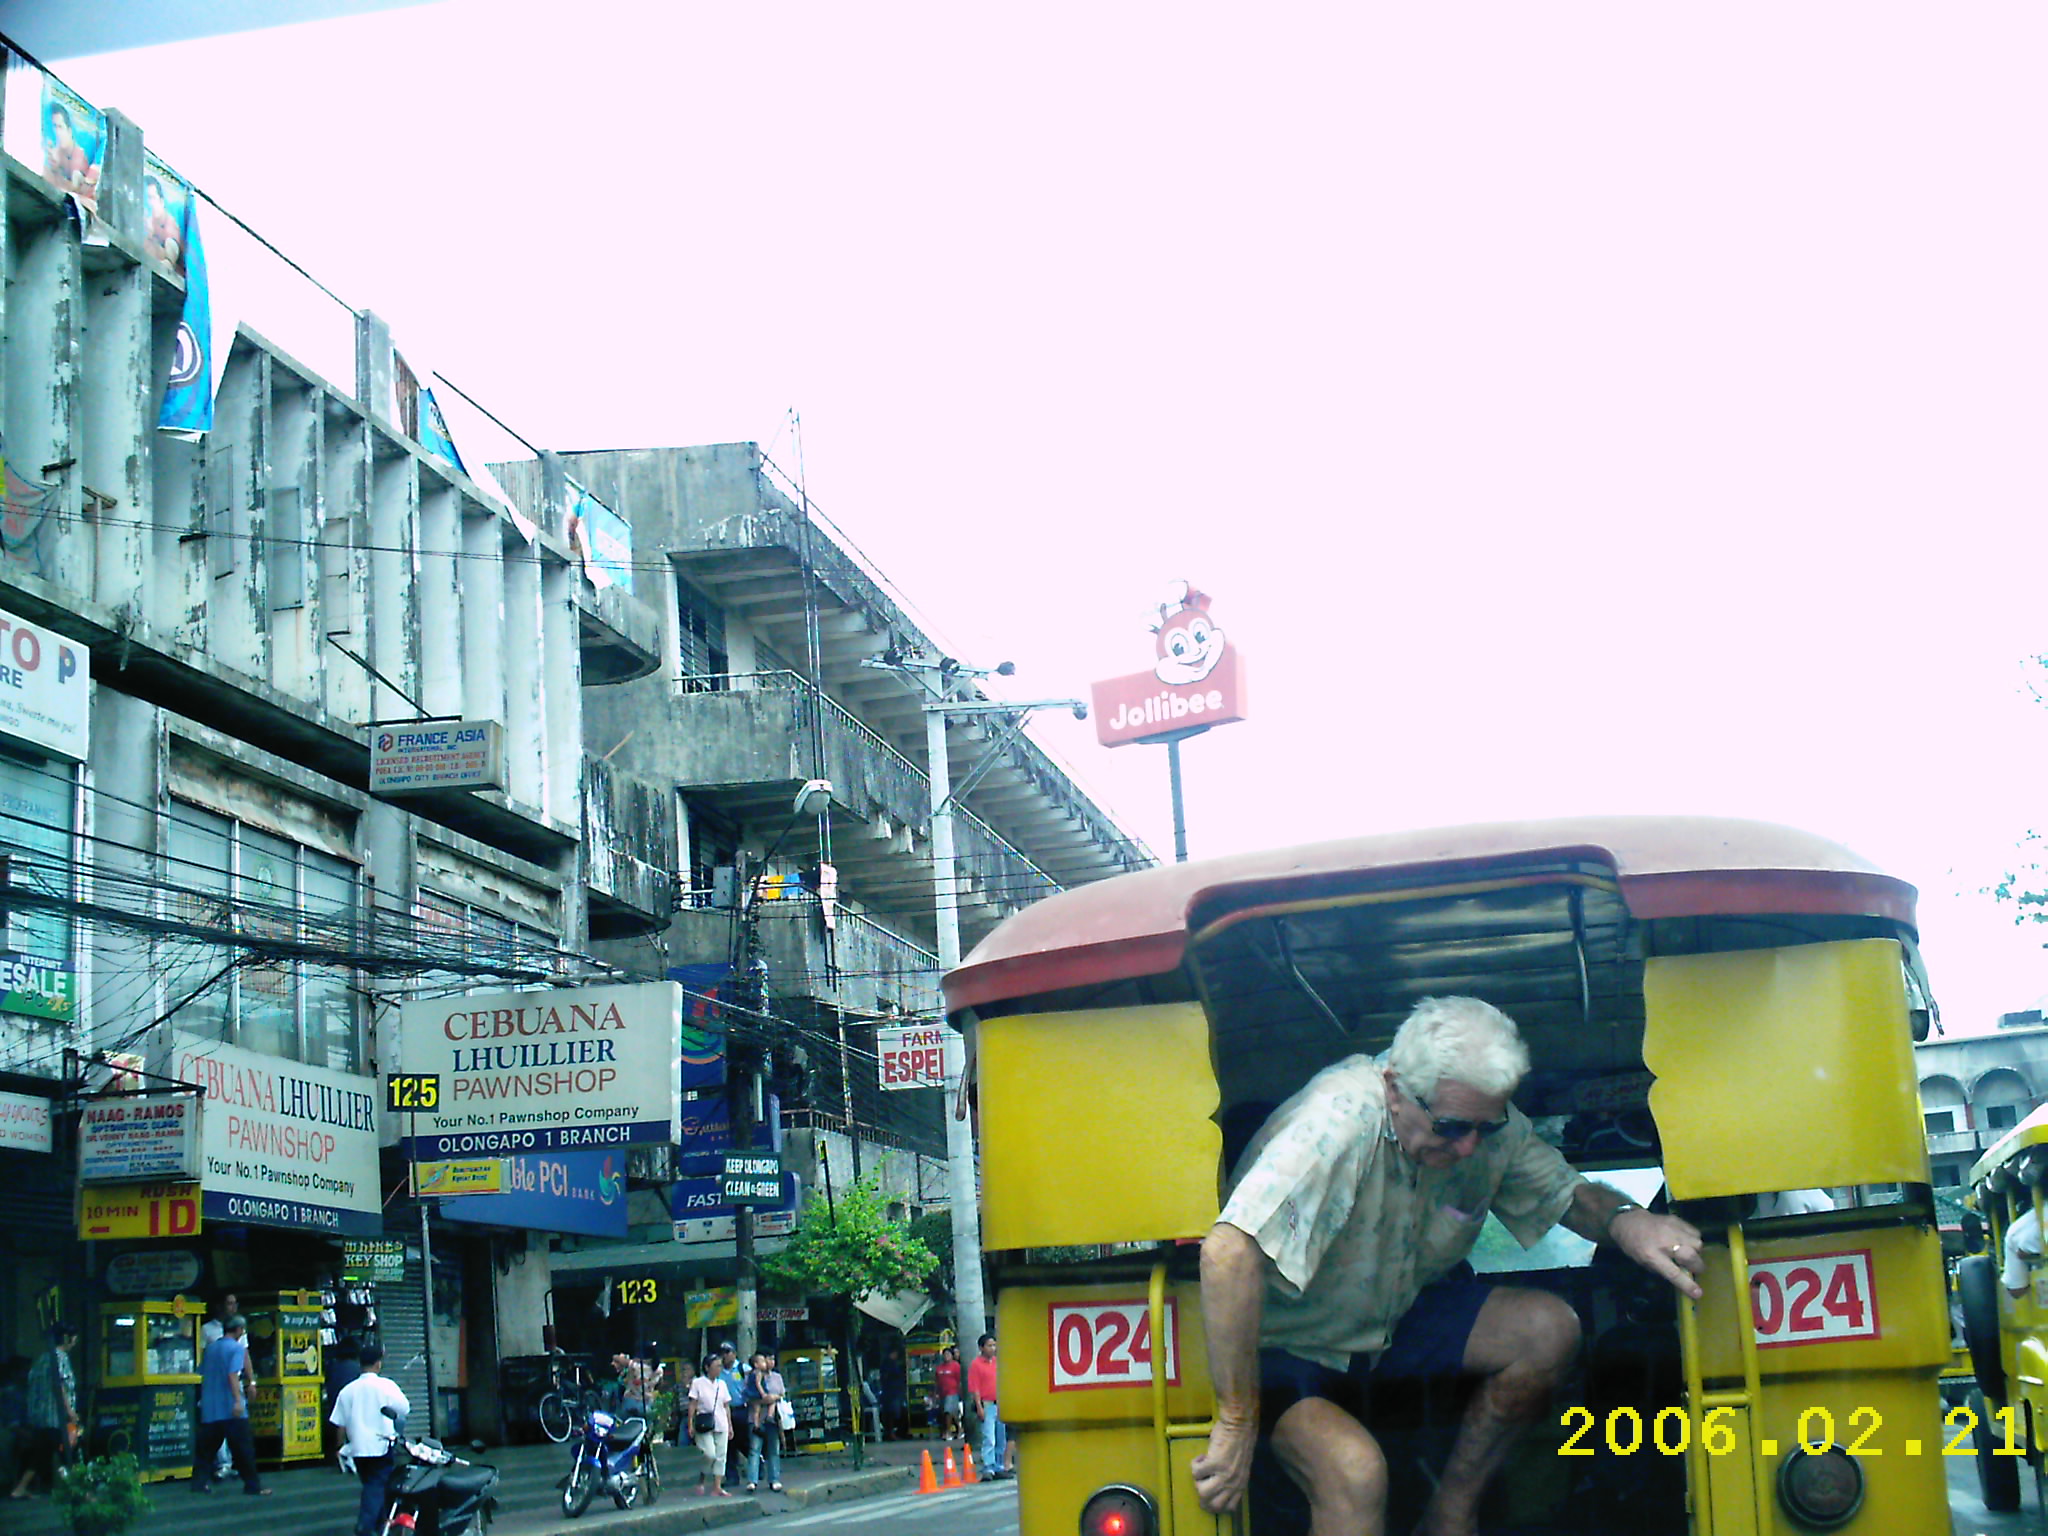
left=943, top=1445, right=963, bottom=1487
left=962, top=1445, right=980, bottom=1485
left=917, top=1450, right=940, bottom=1495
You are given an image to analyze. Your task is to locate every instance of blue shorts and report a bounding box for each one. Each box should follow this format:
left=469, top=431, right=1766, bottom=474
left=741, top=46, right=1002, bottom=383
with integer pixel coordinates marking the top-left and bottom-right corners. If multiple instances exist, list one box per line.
left=1257, top=1264, right=1496, bottom=1430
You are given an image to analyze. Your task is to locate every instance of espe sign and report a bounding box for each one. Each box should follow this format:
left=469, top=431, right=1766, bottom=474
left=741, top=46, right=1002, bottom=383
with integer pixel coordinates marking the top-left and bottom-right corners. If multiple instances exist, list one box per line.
left=876, top=1024, right=949, bottom=1092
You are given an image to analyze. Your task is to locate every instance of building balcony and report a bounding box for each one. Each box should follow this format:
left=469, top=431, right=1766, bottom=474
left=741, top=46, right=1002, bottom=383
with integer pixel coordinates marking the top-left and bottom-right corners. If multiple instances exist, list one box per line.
left=642, top=673, right=1063, bottom=947
left=666, top=899, right=941, bottom=1015
left=1926, top=1128, right=1987, bottom=1160
left=582, top=754, right=675, bottom=940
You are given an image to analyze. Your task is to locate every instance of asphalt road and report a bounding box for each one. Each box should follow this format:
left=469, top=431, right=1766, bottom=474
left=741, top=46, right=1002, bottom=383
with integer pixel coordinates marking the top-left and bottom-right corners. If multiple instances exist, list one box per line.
left=1947, top=1448, right=2044, bottom=1536
left=760, top=1480, right=1019, bottom=1533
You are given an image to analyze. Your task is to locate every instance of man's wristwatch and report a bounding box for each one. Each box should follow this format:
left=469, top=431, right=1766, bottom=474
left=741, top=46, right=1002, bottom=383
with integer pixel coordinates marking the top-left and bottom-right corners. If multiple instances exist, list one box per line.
left=1604, top=1200, right=1644, bottom=1239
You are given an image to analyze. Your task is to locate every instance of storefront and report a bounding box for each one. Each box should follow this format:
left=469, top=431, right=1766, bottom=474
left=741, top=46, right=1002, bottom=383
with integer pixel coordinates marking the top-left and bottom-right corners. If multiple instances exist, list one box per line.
left=74, top=1035, right=382, bottom=1478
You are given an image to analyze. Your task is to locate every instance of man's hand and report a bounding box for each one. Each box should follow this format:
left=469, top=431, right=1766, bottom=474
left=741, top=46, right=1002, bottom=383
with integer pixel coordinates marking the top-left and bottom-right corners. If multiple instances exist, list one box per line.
left=1609, top=1206, right=1706, bottom=1300
left=1190, top=1402, right=1257, bottom=1514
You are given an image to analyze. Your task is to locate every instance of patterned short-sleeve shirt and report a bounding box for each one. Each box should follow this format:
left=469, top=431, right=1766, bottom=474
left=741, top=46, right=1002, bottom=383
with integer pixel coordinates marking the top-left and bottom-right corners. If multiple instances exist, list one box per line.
left=1218, top=1054, right=1584, bottom=1369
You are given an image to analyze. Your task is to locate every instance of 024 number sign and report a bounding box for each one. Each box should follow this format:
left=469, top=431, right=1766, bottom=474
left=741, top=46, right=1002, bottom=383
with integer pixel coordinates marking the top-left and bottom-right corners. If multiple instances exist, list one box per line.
left=1747, top=1250, right=1880, bottom=1348
left=1049, top=1299, right=1181, bottom=1391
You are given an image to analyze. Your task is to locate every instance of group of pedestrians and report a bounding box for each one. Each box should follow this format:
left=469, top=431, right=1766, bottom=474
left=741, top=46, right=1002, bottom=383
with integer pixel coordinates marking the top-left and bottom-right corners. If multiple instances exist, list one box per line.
left=929, top=1334, right=1015, bottom=1477
left=682, top=1340, right=788, bottom=1495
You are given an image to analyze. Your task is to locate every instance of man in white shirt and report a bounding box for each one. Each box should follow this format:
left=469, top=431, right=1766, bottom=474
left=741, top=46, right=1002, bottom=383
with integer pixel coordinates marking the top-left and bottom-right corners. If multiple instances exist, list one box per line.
left=2003, top=1203, right=2044, bottom=1297
left=329, top=1342, right=411, bottom=1536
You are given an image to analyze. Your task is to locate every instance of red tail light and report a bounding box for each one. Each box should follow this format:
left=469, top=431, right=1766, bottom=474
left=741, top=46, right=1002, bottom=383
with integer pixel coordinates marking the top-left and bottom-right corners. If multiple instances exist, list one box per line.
left=391, top=1513, right=418, bottom=1530
left=1080, top=1484, right=1157, bottom=1536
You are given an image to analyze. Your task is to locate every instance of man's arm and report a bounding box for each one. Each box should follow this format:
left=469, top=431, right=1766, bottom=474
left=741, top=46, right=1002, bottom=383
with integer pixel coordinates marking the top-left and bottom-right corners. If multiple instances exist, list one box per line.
left=1189, top=1221, right=1269, bottom=1515
left=1559, top=1182, right=1705, bottom=1299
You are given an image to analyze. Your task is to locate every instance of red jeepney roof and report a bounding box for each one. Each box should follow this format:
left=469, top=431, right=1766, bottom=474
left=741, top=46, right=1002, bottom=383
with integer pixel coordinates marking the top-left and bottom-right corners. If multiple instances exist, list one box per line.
left=945, top=816, right=1917, bottom=1013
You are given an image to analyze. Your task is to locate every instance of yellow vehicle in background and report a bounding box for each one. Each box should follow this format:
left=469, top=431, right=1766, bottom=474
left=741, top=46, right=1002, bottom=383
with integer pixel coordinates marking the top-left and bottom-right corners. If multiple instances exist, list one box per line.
left=947, top=818, right=1955, bottom=1535
left=1958, top=1104, right=2048, bottom=1513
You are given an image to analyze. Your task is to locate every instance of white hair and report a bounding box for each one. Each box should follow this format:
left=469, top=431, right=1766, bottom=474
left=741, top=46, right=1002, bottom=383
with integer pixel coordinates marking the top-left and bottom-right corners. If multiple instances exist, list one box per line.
left=1387, top=996, right=1530, bottom=1102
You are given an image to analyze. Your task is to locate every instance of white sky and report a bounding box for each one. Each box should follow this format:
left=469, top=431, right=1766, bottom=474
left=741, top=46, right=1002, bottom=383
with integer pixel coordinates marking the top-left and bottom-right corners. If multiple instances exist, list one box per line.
left=49, top=2, right=2048, bottom=1033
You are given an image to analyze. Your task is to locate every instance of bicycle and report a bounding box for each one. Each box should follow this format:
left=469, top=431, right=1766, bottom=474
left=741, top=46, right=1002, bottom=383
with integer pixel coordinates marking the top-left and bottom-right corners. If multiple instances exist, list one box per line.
left=538, top=1361, right=596, bottom=1444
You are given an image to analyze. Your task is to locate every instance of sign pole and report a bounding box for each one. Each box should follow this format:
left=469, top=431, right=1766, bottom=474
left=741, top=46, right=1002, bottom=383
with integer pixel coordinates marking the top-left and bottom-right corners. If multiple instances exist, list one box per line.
left=1166, top=735, right=1189, bottom=863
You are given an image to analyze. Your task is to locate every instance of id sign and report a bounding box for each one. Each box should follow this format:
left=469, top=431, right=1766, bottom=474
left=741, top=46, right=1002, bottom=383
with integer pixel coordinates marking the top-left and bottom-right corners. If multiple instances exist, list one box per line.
left=877, top=1025, right=949, bottom=1091
left=397, top=982, right=684, bottom=1159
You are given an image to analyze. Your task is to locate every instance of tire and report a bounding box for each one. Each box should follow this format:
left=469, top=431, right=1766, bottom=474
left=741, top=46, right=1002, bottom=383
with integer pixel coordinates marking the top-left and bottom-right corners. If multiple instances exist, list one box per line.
left=539, top=1394, right=573, bottom=1444
left=1970, top=1387, right=2022, bottom=1514
left=641, top=1447, right=662, bottom=1506
left=1960, top=1254, right=2008, bottom=1403
left=563, top=1455, right=599, bottom=1518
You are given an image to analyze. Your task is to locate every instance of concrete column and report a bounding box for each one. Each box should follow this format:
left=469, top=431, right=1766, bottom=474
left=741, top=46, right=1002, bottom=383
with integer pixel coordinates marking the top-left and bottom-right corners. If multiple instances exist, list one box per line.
left=354, top=309, right=394, bottom=425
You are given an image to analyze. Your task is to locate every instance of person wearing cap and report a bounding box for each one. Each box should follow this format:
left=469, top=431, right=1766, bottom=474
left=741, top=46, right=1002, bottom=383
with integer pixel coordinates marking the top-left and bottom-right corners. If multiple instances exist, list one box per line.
left=1191, top=996, right=1705, bottom=1536
left=717, top=1342, right=747, bottom=1487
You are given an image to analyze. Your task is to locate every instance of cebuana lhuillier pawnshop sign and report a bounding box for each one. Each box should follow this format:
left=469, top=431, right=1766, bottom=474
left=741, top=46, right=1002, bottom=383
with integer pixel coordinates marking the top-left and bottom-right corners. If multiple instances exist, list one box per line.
left=396, top=982, right=684, bottom=1159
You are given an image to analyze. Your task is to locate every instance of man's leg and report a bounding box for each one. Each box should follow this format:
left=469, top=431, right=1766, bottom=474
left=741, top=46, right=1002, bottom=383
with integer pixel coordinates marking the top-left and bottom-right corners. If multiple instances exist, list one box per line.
left=224, top=1418, right=264, bottom=1492
left=1269, top=1397, right=1390, bottom=1536
left=1415, top=1286, right=1579, bottom=1536
left=356, top=1455, right=392, bottom=1536
left=192, top=1420, right=225, bottom=1489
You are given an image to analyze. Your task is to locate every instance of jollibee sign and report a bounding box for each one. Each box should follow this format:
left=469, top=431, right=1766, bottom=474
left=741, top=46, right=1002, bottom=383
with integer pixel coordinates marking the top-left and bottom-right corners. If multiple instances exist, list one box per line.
left=1090, top=582, right=1248, bottom=748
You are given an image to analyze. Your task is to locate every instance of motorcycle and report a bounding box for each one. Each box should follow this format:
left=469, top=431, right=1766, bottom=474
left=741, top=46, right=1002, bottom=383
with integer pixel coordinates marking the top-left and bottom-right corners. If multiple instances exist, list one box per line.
left=561, top=1403, right=661, bottom=1516
left=372, top=1405, right=502, bottom=1536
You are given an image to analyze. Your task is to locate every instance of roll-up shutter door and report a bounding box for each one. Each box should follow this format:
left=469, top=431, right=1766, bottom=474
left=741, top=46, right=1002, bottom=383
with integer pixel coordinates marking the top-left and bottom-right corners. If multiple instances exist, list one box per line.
left=379, top=1255, right=430, bottom=1419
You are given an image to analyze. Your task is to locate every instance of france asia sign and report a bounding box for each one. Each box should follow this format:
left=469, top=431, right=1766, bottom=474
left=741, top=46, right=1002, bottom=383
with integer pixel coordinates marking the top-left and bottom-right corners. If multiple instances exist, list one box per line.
left=396, top=982, right=683, bottom=1159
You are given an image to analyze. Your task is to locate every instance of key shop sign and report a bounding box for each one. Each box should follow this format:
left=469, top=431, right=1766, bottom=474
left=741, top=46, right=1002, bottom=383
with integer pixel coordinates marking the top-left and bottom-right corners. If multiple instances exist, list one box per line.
left=876, top=1024, right=949, bottom=1091
left=397, top=981, right=684, bottom=1159
left=1090, top=582, right=1248, bottom=749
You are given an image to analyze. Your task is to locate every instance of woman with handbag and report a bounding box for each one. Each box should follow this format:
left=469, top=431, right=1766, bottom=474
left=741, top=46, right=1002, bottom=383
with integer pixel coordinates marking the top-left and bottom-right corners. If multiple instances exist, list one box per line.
left=740, top=1352, right=787, bottom=1493
left=8, top=1324, right=77, bottom=1501
left=686, top=1351, right=732, bottom=1497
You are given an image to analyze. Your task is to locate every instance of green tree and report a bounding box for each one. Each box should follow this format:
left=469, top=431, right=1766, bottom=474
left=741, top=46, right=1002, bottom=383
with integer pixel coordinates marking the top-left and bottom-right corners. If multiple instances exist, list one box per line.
left=762, top=1177, right=938, bottom=1466
left=762, top=1175, right=939, bottom=1300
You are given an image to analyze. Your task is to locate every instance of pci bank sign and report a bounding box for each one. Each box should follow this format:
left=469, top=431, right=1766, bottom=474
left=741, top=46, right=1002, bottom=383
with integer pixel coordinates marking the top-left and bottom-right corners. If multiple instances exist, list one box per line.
left=396, top=981, right=683, bottom=1160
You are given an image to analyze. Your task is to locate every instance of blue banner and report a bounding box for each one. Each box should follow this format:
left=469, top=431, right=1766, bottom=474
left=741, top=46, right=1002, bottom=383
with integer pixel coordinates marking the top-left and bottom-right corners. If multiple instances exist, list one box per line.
left=670, top=963, right=730, bottom=1092
left=150, top=154, right=212, bottom=436
left=437, top=1148, right=629, bottom=1238
left=675, top=1094, right=780, bottom=1175
left=570, top=487, right=633, bottom=592
left=418, top=387, right=465, bottom=473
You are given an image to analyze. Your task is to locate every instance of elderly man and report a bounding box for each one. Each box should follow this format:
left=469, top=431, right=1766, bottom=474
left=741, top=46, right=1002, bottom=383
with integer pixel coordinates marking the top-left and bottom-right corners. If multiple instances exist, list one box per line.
left=1191, top=995, right=1705, bottom=1536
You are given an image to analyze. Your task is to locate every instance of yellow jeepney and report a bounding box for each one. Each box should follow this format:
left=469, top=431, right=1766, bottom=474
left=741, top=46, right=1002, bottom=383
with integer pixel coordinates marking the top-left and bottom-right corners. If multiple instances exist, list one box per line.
left=949, top=817, right=1955, bottom=1535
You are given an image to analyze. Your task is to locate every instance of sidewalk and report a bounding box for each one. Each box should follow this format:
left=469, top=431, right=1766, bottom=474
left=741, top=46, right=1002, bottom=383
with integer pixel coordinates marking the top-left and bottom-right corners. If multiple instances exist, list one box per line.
left=1, top=1436, right=933, bottom=1535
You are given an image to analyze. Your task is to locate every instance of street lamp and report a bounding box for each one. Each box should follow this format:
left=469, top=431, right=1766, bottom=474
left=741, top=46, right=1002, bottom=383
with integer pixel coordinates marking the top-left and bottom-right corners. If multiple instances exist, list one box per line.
left=860, top=656, right=1085, bottom=1342
left=731, top=777, right=835, bottom=1360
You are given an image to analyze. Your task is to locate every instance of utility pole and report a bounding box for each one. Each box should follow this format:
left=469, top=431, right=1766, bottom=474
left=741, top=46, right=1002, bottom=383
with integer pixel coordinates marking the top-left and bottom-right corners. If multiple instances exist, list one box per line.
left=863, top=654, right=1086, bottom=1343
left=728, top=778, right=835, bottom=1362
left=924, top=700, right=987, bottom=1344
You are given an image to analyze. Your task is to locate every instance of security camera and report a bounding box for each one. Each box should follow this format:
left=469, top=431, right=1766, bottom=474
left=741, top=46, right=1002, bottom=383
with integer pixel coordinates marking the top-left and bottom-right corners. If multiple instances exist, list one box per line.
left=1072, top=702, right=1089, bottom=721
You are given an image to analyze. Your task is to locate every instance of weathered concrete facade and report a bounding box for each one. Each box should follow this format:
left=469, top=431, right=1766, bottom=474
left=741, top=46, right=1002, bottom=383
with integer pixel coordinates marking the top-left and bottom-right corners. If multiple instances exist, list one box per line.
left=0, top=83, right=667, bottom=1436
left=1918, top=1013, right=2048, bottom=1189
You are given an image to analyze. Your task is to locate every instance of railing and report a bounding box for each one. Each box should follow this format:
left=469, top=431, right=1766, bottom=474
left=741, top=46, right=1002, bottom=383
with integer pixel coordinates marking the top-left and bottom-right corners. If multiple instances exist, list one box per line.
left=1927, top=1128, right=1987, bottom=1158
left=668, top=670, right=1065, bottom=906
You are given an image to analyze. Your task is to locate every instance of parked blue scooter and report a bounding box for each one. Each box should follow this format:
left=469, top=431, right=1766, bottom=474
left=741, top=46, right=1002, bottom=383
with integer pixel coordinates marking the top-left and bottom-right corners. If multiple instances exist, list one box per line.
left=562, top=1404, right=661, bottom=1516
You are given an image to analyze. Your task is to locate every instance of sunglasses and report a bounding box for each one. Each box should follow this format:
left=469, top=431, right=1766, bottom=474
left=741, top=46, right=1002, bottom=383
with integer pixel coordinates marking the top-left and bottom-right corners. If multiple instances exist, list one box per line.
left=1409, top=1089, right=1510, bottom=1144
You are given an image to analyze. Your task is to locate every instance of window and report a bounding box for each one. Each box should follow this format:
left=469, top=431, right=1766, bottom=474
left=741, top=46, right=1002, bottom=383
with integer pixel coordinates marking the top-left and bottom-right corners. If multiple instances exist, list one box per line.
left=0, top=752, right=76, bottom=1024
left=163, top=801, right=360, bottom=1070
left=676, top=577, right=729, bottom=689
left=1924, top=1109, right=1956, bottom=1134
left=1933, top=1165, right=1962, bottom=1188
left=681, top=798, right=740, bottom=910
left=414, top=889, right=557, bottom=990
left=1985, top=1104, right=2022, bottom=1131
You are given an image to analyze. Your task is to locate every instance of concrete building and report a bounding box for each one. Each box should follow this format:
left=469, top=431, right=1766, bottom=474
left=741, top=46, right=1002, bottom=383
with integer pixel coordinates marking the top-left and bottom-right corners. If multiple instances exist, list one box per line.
left=1917, top=1010, right=2048, bottom=1191
left=0, top=72, right=669, bottom=1450
left=497, top=443, right=1152, bottom=1350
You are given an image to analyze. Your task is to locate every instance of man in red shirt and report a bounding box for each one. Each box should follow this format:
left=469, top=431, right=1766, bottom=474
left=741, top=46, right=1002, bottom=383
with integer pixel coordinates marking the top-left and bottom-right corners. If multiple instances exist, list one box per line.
left=934, top=1346, right=963, bottom=1442
left=967, top=1333, right=1014, bottom=1477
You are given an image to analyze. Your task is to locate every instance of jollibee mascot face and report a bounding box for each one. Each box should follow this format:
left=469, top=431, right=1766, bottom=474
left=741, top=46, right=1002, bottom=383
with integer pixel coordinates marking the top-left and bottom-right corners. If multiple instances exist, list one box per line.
left=1152, top=581, right=1226, bottom=685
